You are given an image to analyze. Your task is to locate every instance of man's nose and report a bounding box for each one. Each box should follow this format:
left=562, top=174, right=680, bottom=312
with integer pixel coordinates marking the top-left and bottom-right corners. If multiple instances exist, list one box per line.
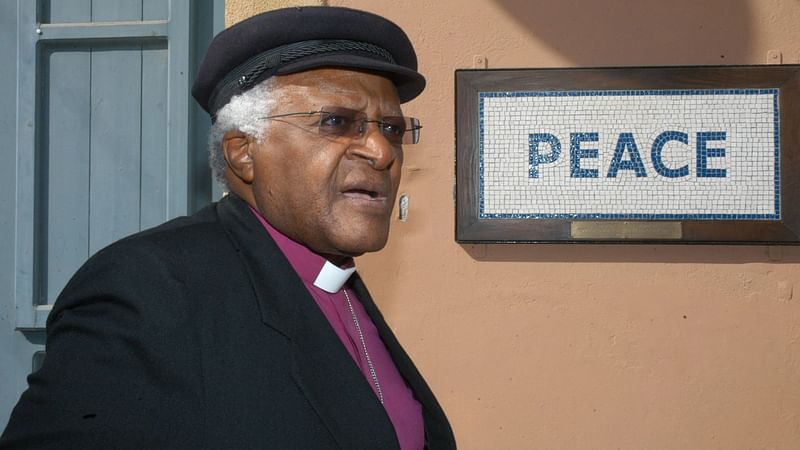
left=347, top=125, right=398, bottom=170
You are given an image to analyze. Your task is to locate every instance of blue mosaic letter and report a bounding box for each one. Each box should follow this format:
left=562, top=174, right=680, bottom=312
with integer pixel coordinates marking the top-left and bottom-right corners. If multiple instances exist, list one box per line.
left=528, top=133, right=561, bottom=178
left=607, top=132, right=647, bottom=177
left=696, top=131, right=727, bottom=178
left=570, top=132, right=599, bottom=178
left=651, top=131, right=689, bottom=178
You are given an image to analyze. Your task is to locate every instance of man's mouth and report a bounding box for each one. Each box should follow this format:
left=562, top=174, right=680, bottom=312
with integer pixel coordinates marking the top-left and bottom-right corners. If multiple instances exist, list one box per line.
left=340, top=179, right=390, bottom=208
left=343, top=188, right=383, bottom=200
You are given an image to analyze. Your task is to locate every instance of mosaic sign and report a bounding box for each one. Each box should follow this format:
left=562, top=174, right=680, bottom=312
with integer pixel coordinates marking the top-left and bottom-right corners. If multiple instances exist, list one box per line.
left=456, top=66, right=800, bottom=243
left=480, top=89, right=779, bottom=220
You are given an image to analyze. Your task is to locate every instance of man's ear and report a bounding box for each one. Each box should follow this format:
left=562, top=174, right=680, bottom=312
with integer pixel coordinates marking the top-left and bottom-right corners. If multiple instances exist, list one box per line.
left=222, top=130, right=255, bottom=184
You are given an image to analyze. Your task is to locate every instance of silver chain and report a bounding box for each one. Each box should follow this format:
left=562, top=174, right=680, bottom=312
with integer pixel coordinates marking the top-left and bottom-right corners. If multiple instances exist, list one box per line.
left=343, top=289, right=384, bottom=404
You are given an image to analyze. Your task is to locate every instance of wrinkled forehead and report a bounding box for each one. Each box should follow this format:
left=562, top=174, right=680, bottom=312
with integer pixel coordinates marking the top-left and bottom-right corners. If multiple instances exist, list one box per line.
left=269, top=68, right=402, bottom=112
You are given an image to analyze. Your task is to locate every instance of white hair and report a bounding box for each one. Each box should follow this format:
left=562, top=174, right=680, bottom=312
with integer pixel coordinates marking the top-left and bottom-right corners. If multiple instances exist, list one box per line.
left=207, top=78, right=277, bottom=184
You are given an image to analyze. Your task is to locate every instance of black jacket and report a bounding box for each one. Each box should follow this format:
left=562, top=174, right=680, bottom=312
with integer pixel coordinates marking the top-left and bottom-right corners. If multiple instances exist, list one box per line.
left=1, top=194, right=455, bottom=449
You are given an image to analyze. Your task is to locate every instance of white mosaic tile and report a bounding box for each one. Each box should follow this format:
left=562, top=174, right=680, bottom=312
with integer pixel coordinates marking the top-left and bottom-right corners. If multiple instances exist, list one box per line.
left=479, top=89, right=780, bottom=220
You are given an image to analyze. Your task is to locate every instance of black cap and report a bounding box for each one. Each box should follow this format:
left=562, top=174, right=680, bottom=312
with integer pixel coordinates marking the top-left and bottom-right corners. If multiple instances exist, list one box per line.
left=192, top=6, right=426, bottom=117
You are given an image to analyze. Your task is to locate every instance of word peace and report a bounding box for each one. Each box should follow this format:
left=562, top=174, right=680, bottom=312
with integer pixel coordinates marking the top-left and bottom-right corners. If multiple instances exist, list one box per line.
left=528, top=131, right=727, bottom=179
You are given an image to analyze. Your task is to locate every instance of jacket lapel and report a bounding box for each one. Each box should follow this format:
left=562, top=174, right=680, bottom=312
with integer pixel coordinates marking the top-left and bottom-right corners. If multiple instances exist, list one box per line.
left=351, top=275, right=456, bottom=449
left=216, top=195, right=399, bottom=449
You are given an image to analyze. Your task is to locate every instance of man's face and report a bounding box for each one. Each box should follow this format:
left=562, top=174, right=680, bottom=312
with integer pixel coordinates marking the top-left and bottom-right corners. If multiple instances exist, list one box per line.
left=239, top=68, right=405, bottom=261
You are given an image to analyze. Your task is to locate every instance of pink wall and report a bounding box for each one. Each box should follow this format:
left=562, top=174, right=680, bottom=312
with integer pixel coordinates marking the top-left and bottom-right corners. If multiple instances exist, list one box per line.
left=324, top=0, right=800, bottom=448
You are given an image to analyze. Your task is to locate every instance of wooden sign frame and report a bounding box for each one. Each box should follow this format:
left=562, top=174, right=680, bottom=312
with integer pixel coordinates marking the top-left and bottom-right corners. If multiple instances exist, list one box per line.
left=455, top=65, right=800, bottom=244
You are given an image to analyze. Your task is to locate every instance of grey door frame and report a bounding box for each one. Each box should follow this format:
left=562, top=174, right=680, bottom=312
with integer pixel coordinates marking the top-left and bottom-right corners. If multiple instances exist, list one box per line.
left=2, top=0, right=225, bottom=429
left=14, top=1, right=194, bottom=330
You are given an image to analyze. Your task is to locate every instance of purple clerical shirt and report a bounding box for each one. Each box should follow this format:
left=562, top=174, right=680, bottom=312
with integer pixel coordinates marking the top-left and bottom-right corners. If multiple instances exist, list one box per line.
left=250, top=208, right=424, bottom=450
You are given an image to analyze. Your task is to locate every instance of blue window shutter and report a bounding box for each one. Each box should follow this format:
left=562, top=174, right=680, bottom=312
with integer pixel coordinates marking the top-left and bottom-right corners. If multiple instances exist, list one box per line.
left=11, top=0, right=220, bottom=329
left=1, top=0, right=225, bottom=428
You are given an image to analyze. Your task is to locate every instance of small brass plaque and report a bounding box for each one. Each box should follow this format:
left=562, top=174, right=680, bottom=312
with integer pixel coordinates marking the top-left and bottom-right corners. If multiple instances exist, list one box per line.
left=571, top=221, right=682, bottom=240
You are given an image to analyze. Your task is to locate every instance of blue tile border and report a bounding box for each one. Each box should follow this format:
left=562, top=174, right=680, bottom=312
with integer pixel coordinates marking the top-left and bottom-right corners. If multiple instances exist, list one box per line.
left=478, top=88, right=781, bottom=221
left=479, top=213, right=780, bottom=220
left=773, top=92, right=781, bottom=218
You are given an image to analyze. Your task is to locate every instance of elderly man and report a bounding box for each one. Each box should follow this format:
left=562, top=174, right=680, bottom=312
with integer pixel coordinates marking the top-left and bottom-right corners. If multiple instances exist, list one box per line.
left=0, top=7, right=455, bottom=450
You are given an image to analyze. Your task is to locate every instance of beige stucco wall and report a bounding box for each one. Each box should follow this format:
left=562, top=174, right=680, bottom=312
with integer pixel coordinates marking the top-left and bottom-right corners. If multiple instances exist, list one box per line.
left=226, top=0, right=324, bottom=25
left=225, top=0, right=800, bottom=448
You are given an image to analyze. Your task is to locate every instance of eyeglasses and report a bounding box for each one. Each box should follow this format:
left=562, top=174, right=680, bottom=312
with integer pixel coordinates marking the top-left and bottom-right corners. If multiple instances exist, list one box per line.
left=258, top=106, right=422, bottom=145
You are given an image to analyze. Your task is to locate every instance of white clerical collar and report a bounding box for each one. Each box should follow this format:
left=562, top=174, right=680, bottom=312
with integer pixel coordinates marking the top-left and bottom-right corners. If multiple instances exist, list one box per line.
left=313, top=260, right=356, bottom=293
